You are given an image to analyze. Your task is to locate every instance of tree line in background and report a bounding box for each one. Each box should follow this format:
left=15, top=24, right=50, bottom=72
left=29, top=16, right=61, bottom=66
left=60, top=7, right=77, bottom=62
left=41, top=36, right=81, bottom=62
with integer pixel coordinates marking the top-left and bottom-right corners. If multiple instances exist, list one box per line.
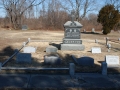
left=0, top=0, right=120, bottom=34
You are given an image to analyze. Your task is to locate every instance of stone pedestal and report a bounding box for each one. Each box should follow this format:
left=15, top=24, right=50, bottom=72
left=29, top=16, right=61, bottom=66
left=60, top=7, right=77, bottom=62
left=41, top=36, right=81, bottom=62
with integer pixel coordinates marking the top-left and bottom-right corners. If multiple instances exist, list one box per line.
left=61, top=44, right=85, bottom=50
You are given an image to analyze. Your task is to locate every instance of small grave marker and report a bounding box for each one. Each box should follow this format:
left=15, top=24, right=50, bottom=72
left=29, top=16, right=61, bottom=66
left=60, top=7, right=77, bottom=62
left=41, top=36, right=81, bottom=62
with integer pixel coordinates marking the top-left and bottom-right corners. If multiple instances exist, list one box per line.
left=23, top=46, right=36, bottom=53
left=83, top=29, right=86, bottom=32
left=92, top=47, right=101, bottom=53
left=105, top=55, right=119, bottom=65
left=107, top=44, right=111, bottom=49
left=22, top=25, right=28, bottom=30
left=92, top=28, right=95, bottom=33
left=16, top=53, right=31, bottom=63
left=95, top=39, right=98, bottom=43
left=118, top=38, right=120, bottom=41
left=44, top=54, right=61, bottom=65
left=46, top=46, right=58, bottom=53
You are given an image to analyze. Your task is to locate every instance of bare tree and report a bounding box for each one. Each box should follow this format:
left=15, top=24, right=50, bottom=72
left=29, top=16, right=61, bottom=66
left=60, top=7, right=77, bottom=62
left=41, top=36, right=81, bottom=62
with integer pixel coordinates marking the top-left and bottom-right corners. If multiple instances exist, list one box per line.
left=0, top=0, right=45, bottom=29
left=60, top=0, right=97, bottom=21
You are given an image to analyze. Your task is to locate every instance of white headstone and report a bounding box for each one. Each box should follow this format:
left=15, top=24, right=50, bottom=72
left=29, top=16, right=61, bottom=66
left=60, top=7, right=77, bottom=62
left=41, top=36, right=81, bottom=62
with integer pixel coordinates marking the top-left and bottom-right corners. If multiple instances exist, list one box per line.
left=92, top=28, right=95, bottom=33
left=106, top=55, right=119, bottom=65
left=107, top=44, right=111, bottom=49
left=118, top=38, right=120, bottom=41
left=23, top=46, right=36, bottom=53
left=92, top=47, right=101, bottom=53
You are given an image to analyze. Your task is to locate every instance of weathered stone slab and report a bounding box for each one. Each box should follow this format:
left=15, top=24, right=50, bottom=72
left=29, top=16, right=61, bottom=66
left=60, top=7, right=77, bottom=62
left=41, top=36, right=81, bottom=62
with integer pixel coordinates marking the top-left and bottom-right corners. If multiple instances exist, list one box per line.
left=92, top=47, right=101, bottom=53
left=23, top=46, right=36, bottom=53
left=44, top=54, right=61, bottom=65
left=16, top=53, right=31, bottom=63
left=46, top=46, right=58, bottom=53
left=61, top=44, right=85, bottom=51
left=77, top=56, right=94, bottom=66
left=105, top=55, right=119, bottom=65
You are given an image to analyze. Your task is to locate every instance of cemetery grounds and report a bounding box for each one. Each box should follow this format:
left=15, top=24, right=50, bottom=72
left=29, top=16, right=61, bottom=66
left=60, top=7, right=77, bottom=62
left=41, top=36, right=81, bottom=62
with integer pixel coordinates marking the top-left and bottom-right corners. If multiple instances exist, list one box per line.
left=0, top=29, right=120, bottom=74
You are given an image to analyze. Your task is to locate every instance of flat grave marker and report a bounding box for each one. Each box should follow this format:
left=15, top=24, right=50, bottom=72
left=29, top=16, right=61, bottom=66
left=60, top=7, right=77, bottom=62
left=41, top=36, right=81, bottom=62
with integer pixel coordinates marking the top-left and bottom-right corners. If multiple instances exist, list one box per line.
left=16, top=53, right=31, bottom=63
left=23, top=46, right=36, bottom=53
left=105, top=55, right=119, bottom=65
left=92, top=47, right=101, bottom=53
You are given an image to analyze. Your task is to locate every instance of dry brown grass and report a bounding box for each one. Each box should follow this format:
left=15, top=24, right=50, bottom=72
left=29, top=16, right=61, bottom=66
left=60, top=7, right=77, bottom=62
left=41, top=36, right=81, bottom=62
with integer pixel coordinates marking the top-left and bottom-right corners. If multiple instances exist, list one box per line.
left=0, top=29, right=120, bottom=73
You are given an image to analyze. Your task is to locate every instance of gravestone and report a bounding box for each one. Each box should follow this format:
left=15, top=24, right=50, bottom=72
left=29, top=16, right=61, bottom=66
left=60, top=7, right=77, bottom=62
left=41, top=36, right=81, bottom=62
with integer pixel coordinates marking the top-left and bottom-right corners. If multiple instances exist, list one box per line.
left=95, top=39, right=98, bottom=43
left=105, top=55, right=119, bottom=66
left=92, top=47, right=101, bottom=53
left=77, top=56, right=94, bottom=66
left=22, top=25, right=28, bottom=30
left=71, top=55, right=94, bottom=66
left=44, top=54, right=61, bottom=65
left=92, top=28, right=95, bottom=33
left=16, top=53, right=31, bottom=63
left=118, top=38, right=120, bottom=41
left=107, top=44, right=111, bottom=49
left=61, top=10, right=85, bottom=50
left=23, top=46, right=36, bottom=53
left=83, top=29, right=86, bottom=32
left=46, top=46, right=58, bottom=53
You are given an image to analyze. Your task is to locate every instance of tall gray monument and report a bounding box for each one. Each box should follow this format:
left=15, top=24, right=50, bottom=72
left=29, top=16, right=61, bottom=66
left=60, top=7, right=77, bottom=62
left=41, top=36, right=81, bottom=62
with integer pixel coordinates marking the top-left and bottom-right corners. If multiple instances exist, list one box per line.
left=61, top=10, right=85, bottom=50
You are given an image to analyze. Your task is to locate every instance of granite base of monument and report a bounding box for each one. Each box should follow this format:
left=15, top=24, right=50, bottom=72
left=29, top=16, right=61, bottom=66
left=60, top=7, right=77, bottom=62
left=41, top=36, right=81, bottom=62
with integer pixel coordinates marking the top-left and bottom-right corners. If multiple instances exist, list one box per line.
left=61, top=44, right=85, bottom=50
left=63, top=39, right=82, bottom=44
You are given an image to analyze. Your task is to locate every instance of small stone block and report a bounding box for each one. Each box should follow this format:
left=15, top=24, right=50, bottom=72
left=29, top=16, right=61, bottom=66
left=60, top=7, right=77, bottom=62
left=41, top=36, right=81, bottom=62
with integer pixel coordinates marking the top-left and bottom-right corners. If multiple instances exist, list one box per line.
left=16, top=53, right=31, bottom=63
left=101, top=62, right=107, bottom=75
left=46, top=46, right=58, bottom=53
left=77, top=57, right=94, bottom=66
left=105, top=55, right=119, bottom=65
left=23, top=46, right=36, bottom=53
left=92, top=47, right=101, bottom=53
left=69, top=63, right=75, bottom=77
left=44, top=55, right=61, bottom=65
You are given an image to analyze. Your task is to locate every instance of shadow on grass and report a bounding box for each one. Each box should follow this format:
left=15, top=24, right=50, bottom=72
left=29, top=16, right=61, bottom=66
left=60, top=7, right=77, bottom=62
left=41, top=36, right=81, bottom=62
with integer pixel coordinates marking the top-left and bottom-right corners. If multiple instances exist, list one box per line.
left=0, top=46, right=120, bottom=74
left=49, top=43, right=61, bottom=50
left=81, top=32, right=101, bottom=35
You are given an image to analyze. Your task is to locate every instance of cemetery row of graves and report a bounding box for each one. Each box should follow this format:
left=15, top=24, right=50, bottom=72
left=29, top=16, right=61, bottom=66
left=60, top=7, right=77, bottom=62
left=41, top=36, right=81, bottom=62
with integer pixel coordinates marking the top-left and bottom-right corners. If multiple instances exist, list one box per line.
left=0, top=12, right=120, bottom=75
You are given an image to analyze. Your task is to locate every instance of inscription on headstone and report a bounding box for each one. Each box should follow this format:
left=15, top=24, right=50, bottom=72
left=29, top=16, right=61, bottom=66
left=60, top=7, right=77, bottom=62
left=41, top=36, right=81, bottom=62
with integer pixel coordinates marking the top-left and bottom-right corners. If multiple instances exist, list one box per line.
left=65, top=28, right=80, bottom=39
left=106, top=55, right=119, bottom=65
